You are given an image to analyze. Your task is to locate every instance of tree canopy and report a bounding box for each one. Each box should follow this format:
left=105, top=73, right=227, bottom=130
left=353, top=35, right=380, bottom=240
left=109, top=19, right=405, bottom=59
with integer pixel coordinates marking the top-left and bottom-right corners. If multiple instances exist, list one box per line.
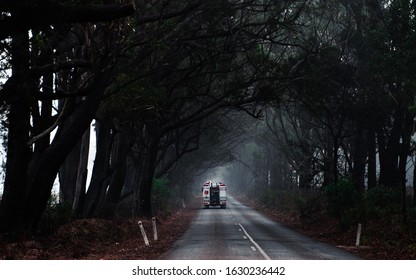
left=1, top=0, right=416, bottom=237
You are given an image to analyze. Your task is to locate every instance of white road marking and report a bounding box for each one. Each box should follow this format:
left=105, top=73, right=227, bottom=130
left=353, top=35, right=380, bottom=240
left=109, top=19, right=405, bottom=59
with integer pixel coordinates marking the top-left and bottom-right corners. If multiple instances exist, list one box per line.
left=243, top=236, right=247, bottom=239
left=250, top=246, right=257, bottom=252
left=238, top=223, right=271, bottom=260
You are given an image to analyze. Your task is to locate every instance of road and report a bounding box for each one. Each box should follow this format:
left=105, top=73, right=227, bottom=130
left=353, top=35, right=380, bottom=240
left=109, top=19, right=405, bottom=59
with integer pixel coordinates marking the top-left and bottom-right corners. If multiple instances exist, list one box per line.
left=162, top=195, right=360, bottom=260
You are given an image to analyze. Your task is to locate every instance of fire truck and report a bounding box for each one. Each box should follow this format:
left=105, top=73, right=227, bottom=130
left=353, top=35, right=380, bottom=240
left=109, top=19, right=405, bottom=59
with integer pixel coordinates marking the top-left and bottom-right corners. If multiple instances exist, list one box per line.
left=202, top=181, right=226, bottom=208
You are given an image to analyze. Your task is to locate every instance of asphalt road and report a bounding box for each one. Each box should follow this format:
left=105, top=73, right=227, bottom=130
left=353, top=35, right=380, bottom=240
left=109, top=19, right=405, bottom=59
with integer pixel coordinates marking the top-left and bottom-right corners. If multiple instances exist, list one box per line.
left=162, top=195, right=360, bottom=260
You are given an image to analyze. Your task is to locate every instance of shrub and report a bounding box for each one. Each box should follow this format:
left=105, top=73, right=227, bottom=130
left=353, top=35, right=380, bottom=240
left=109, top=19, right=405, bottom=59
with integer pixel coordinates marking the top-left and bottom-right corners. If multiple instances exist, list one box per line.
left=295, top=189, right=325, bottom=220
left=257, top=187, right=324, bottom=220
left=151, top=177, right=171, bottom=215
left=365, top=185, right=400, bottom=220
left=325, top=177, right=361, bottom=229
left=258, top=188, right=279, bottom=208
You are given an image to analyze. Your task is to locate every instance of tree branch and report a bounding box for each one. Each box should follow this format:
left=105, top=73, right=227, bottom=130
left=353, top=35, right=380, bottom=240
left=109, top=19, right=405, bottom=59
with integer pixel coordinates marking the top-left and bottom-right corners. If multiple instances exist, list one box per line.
left=0, top=3, right=135, bottom=40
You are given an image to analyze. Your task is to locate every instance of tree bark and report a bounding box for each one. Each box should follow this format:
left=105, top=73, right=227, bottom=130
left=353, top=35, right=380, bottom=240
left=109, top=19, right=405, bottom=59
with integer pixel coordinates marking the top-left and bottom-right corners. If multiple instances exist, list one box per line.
left=137, top=135, right=160, bottom=217
left=72, top=126, right=90, bottom=216
left=0, top=32, right=32, bottom=233
left=99, top=132, right=130, bottom=219
left=398, top=111, right=413, bottom=223
left=413, top=155, right=416, bottom=207
left=367, top=128, right=377, bottom=189
left=378, top=110, right=401, bottom=188
left=22, top=67, right=112, bottom=232
left=58, top=129, right=82, bottom=205
left=81, top=121, right=112, bottom=218
left=352, top=124, right=366, bottom=192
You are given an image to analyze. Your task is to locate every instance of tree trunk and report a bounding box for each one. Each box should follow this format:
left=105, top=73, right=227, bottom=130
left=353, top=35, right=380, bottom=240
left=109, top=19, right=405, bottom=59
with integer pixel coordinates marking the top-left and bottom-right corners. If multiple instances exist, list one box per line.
left=398, top=140, right=409, bottom=223
left=81, top=121, right=112, bottom=218
left=0, top=33, right=32, bottom=233
left=352, top=124, right=366, bottom=192
left=72, top=126, right=90, bottom=216
left=398, top=112, right=413, bottom=223
left=59, top=129, right=82, bottom=205
left=298, top=156, right=315, bottom=189
left=322, top=148, right=335, bottom=187
left=123, top=155, right=141, bottom=218
left=333, top=136, right=339, bottom=185
left=137, top=136, right=160, bottom=217
left=413, top=155, right=416, bottom=207
left=269, top=150, right=281, bottom=189
left=99, top=132, right=130, bottom=219
left=367, top=128, right=377, bottom=189
left=22, top=68, right=112, bottom=232
left=378, top=110, right=401, bottom=188
left=32, top=73, right=53, bottom=157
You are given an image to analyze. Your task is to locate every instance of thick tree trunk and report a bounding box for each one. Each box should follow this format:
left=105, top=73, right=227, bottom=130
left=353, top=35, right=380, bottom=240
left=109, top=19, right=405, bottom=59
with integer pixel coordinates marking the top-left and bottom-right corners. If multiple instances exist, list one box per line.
left=378, top=110, right=401, bottom=188
left=398, top=112, right=413, bottom=223
left=352, top=124, right=366, bottom=192
left=32, top=73, right=53, bottom=156
left=137, top=137, right=160, bottom=217
left=322, top=147, right=335, bottom=187
left=58, top=98, right=87, bottom=206
left=81, top=121, right=112, bottom=218
left=122, top=155, right=141, bottom=218
left=72, top=126, right=90, bottom=216
left=59, top=131, right=82, bottom=205
left=22, top=68, right=111, bottom=232
left=0, top=33, right=32, bottom=233
left=99, top=132, right=129, bottom=219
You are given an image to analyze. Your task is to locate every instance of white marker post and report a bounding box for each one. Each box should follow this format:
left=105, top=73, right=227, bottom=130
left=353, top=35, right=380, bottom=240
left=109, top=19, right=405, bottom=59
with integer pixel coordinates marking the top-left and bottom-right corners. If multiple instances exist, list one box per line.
left=355, top=223, right=362, bottom=246
left=152, top=217, right=158, bottom=241
left=138, top=221, right=150, bottom=246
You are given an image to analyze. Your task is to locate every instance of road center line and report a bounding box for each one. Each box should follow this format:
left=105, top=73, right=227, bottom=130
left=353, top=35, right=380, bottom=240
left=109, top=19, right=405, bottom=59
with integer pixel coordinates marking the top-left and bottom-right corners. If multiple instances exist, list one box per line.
left=238, top=223, right=271, bottom=260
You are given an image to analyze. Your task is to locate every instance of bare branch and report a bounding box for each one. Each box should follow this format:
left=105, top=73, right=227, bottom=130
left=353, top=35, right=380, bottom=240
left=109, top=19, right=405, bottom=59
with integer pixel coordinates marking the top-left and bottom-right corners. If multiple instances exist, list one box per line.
left=0, top=3, right=135, bottom=40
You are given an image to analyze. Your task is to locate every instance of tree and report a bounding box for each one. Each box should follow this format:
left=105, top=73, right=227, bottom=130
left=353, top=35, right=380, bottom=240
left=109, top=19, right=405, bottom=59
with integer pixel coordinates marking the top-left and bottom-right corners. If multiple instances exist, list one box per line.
left=89, top=0, right=312, bottom=217
left=0, top=1, right=135, bottom=233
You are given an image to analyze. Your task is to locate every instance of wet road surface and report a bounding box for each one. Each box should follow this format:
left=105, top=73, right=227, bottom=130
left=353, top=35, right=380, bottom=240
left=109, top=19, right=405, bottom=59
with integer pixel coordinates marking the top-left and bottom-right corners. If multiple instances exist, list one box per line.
left=162, top=195, right=360, bottom=260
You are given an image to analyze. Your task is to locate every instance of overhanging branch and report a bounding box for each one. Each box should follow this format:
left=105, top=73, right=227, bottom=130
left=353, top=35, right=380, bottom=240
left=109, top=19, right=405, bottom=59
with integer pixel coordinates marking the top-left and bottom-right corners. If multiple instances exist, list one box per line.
left=0, top=3, right=135, bottom=40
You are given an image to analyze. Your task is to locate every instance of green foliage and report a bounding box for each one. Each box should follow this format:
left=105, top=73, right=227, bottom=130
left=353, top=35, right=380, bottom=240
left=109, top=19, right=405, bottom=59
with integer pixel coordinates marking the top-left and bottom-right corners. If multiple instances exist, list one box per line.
left=325, top=177, right=361, bottom=229
left=151, top=177, right=171, bottom=215
left=258, top=188, right=280, bottom=209
left=295, top=190, right=325, bottom=220
left=365, top=185, right=401, bottom=220
left=33, top=33, right=48, bottom=49
left=258, top=188, right=324, bottom=220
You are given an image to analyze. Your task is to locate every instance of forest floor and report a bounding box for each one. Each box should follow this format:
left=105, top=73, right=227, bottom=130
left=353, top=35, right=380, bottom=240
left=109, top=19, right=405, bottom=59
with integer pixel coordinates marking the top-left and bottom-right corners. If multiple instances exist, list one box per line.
left=1, top=196, right=415, bottom=259
left=255, top=206, right=416, bottom=260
